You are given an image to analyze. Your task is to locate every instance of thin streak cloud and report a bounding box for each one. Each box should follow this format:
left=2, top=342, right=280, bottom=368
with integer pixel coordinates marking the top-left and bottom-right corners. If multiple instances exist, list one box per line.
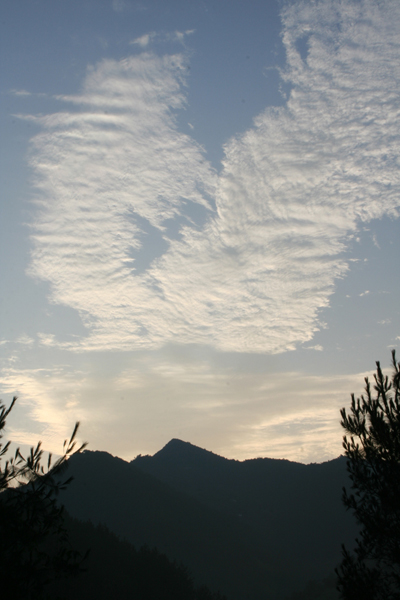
left=0, top=351, right=370, bottom=462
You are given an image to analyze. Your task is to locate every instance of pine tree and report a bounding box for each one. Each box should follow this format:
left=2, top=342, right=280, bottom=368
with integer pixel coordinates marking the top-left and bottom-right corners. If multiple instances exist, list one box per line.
left=336, top=350, right=400, bottom=600
left=0, top=396, right=87, bottom=599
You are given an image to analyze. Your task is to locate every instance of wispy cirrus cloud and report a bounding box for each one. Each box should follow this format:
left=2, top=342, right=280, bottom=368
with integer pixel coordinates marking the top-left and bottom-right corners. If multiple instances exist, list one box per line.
left=0, top=349, right=370, bottom=462
left=130, top=30, right=195, bottom=48
left=25, top=0, right=400, bottom=354
left=130, top=32, right=156, bottom=48
left=9, top=89, right=32, bottom=96
left=8, top=89, right=47, bottom=97
left=0, top=363, right=89, bottom=448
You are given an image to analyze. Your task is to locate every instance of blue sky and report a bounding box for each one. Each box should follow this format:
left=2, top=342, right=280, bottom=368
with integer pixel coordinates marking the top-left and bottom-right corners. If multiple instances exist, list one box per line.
left=1, top=0, right=399, bottom=463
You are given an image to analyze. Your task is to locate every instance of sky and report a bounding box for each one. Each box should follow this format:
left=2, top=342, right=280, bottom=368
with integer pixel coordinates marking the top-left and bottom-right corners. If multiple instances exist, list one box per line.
left=0, top=0, right=399, bottom=464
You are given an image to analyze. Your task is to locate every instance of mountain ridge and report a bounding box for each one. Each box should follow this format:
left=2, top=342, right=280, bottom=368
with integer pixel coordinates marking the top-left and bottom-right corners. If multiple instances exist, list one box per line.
left=59, top=441, right=355, bottom=600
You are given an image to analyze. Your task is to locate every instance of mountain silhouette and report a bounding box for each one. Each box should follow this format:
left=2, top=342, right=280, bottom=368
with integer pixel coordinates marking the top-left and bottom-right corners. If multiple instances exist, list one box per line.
left=133, top=440, right=355, bottom=591
left=58, top=441, right=357, bottom=600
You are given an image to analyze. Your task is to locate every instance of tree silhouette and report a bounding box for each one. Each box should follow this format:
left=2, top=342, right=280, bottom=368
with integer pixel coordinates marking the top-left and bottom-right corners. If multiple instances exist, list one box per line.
left=0, top=396, right=87, bottom=599
left=336, top=350, right=400, bottom=600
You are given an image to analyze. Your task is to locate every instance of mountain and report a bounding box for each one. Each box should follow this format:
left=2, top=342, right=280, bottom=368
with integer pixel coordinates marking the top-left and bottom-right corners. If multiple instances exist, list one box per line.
left=133, top=439, right=356, bottom=584
left=58, top=441, right=357, bottom=600
left=46, top=513, right=228, bottom=600
left=59, top=449, right=275, bottom=600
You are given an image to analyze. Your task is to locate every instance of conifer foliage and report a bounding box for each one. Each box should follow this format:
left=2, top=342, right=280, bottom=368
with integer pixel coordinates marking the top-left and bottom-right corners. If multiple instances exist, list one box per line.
left=0, top=396, right=87, bottom=599
left=337, top=350, right=400, bottom=600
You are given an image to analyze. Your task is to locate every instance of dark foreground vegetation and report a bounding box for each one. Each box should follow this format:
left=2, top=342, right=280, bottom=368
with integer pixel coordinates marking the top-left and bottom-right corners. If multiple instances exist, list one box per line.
left=1, top=352, right=399, bottom=600
left=48, top=514, right=227, bottom=600
left=336, top=350, right=400, bottom=600
left=0, top=399, right=87, bottom=598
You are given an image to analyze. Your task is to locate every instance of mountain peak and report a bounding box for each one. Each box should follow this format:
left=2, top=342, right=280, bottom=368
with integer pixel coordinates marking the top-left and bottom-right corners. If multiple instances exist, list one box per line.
left=163, top=438, right=191, bottom=449
left=150, top=438, right=229, bottom=467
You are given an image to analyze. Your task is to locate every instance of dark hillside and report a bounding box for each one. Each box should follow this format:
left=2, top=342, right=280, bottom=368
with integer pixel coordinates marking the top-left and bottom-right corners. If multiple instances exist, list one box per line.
left=59, top=450, right=278, bottom=600
left=133, top=440, right=357, bottom=587
left=58, top=443, right=357, bottom=600
left=46, top=513, right=228, bottom=600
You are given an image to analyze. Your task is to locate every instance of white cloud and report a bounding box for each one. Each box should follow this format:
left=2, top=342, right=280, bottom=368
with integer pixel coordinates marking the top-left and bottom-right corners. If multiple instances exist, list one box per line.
left=372, top=233, right=380, bottom=249
left=130, top=32, right=156, bottom=47
left=168, top=30, right=195, bottom=44
left=112, top=0, right=127, bottom=13
left=9, top=89, right=32, bottom=96
left=8, top=89, right=46, bottom=98
left=25, top=0, right=400, bottom=355
left=130, top=30, right=195, bottom=48
left=37, top=333, right=57, bottom=347
left=304, top=345, right=324, bottom=351
left=16, top=335, right=35, bottom=347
